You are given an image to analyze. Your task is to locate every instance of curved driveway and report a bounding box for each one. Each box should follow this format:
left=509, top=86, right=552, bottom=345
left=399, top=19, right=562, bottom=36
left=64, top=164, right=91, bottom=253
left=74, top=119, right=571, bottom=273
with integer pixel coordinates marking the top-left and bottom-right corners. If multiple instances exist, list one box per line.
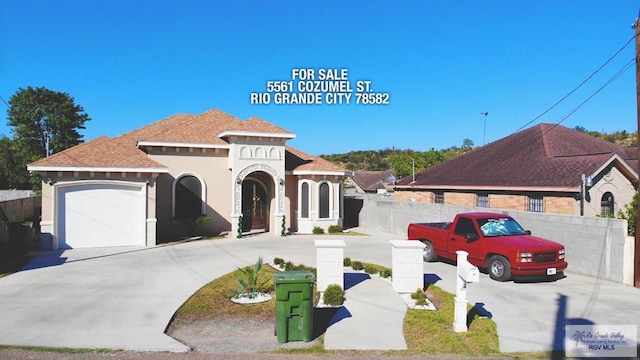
left=0, top=229, right=638, bottom=353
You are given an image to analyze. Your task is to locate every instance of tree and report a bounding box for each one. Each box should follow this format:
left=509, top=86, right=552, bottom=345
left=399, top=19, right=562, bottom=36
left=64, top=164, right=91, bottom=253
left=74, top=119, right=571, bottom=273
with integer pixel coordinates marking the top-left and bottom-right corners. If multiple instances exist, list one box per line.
left=618, top=192, right=638, bottom=236
left=462, top=138, right=474, bottom=151
left=7, top=86, right=90, bottom=189
left=0, top=136, right=21, bottom=188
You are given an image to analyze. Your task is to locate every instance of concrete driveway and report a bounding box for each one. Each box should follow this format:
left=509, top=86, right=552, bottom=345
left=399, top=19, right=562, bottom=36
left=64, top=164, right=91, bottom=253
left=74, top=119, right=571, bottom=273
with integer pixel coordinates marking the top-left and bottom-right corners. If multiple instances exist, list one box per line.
left=0, top=228, right=638, bottom=353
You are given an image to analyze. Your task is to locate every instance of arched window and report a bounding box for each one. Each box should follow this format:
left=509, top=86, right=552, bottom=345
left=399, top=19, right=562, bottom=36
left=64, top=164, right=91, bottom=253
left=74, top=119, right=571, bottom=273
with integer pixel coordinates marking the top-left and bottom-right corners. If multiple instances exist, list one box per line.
left=175, top=175, right=203, bottom=220
left=301, top=182, right=309, bottom=218
left=319, top=182, right=330, bottom=218
left=601, top=192, right=614, bottom=217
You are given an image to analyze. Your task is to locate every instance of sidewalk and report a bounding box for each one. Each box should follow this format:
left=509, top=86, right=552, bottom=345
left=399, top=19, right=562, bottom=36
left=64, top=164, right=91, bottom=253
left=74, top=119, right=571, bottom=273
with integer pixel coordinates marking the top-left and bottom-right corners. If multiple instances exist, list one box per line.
left=323, top=272, right=408, bottom=350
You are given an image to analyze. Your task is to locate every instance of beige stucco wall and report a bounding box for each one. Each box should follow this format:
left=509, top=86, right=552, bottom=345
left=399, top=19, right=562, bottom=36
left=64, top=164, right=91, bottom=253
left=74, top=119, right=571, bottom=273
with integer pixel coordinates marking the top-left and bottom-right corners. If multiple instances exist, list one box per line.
left=148, top=148, right=232, bottom=241
left=580, top=166, right=636, bottom=217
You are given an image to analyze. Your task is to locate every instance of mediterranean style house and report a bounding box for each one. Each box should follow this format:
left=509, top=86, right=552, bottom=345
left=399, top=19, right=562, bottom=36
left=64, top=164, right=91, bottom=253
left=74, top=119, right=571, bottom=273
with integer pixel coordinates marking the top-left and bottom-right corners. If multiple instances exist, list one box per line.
left=394, top=123, right=638, bottom=217
left=27, top=109, right=351, bottom=249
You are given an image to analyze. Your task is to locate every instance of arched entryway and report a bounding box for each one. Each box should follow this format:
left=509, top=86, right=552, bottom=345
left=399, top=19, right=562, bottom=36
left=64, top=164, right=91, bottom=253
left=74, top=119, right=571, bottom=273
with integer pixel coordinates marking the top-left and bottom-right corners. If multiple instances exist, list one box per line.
left=241, top=179, right=269, bottom=233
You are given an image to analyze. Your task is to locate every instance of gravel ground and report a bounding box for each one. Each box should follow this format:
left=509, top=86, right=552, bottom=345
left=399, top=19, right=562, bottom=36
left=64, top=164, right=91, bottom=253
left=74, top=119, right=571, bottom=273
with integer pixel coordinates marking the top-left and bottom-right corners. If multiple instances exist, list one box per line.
left=0, top=317, right=512, bottom=360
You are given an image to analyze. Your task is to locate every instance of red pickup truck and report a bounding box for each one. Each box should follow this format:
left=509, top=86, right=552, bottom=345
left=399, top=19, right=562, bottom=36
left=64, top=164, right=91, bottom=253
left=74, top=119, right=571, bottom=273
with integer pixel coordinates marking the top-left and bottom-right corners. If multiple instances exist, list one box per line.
left=407, top=212, right=567, bottom=281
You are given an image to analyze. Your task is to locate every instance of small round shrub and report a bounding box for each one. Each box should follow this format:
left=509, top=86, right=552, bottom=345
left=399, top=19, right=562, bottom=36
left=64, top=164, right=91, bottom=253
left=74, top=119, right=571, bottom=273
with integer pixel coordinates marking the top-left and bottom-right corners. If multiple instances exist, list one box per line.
left=343, top=257, right=352, bottom=267
left=323, top=284, right=344, bottom=306
left=380, top=269, right=392, bottom=278
left=364, top=265, right=378, bottom=274
left=273, top=257, right=284, bottom=266
left=328, top=225, right=343, bottom=233
left=312, top=226, right=325, bottom=234
left=351, top=261, right=364, bottom=271
left=411, top=288, right=428, bottom=306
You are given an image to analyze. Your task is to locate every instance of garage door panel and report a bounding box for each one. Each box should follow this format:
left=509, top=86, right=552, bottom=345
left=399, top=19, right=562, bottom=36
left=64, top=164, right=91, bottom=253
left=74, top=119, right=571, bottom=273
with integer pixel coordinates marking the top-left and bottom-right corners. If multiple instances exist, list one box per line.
left=57, top=183, right=145, bottom=249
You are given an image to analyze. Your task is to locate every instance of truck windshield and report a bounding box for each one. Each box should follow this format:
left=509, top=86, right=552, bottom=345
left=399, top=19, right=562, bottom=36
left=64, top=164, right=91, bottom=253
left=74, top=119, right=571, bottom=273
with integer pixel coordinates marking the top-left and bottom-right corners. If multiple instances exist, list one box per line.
left=477, top=217, right=527, bottom=237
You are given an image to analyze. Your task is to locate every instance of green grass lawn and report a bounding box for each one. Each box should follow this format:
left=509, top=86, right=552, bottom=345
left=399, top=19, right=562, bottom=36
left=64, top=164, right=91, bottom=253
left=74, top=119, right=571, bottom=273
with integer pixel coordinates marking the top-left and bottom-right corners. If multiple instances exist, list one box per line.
left=170, top=258, right=507, bottom=357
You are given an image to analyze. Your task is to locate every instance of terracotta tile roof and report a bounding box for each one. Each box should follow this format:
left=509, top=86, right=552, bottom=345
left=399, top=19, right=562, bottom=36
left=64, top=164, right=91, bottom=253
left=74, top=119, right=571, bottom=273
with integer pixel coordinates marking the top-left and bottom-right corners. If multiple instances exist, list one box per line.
left=28, top=108, right=343, bottom=174
left=28, top=136, right=166, bottom=169
left=285, top=146, right=350, bottom=173
left=352, top=170, right=395, bottom=191
left=241, top=117, right=294, bottom=134
left=396, top=123, right=638, bottom=189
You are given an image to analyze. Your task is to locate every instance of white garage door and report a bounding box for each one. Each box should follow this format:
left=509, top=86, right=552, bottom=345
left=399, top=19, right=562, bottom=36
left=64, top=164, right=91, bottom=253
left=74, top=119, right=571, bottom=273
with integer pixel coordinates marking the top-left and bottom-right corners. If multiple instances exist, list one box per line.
left=57, top=182, right=146, bottom=249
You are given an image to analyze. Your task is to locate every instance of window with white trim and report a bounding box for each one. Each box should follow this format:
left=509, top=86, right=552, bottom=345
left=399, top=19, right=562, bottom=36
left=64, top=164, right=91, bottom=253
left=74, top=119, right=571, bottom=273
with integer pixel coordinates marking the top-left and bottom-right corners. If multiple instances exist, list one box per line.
left=601, top=192, right=614, bottom=217
left=175, top=175, right=203, bottom=219
left=301, top=182, right=310, bottom=218
left=319, top=182, right=330, bottom=218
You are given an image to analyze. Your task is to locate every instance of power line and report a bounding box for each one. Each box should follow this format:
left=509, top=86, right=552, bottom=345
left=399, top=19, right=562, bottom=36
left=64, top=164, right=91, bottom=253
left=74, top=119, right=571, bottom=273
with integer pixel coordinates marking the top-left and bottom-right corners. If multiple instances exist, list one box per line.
left=513, top=34, right=635, bottom=134
left=0, top=95, right=9, bottom=109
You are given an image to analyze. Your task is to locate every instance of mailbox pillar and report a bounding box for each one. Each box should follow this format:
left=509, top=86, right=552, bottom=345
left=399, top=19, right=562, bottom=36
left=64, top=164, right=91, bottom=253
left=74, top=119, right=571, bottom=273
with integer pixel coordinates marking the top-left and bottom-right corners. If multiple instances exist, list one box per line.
left=390, top=240, right=425, bottom=293
left=454, top=250, right=479, bottom=332
left=315, top=239, right=346, bottom=293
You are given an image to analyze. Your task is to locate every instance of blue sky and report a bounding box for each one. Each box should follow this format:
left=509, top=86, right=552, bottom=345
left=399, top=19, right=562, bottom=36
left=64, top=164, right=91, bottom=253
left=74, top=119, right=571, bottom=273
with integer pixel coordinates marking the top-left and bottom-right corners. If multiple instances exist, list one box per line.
left=1, top=1, right=639, bottom=155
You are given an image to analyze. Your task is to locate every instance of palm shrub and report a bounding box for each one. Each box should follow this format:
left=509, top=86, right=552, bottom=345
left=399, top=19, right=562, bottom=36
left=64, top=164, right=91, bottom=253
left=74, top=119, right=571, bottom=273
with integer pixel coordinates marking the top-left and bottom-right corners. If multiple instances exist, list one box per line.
left=235, top=257, right=266, bottom=299
left=323, top=284, right=344, bottom=306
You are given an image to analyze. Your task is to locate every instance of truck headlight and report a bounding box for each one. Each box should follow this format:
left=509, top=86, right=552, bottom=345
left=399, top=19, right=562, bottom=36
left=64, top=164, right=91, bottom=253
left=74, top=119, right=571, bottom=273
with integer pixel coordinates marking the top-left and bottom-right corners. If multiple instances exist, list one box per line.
left=517, top=251, right=533, bottom=263
left=559, top=249, right=565, bottom=260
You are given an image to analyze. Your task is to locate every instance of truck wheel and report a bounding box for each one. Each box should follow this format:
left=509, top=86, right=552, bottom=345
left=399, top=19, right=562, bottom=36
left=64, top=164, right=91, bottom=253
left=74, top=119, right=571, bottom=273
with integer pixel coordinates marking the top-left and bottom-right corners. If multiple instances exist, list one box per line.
left=487, top=255, right=511, bottom=281
left=421, top=240, right=437, bottom=262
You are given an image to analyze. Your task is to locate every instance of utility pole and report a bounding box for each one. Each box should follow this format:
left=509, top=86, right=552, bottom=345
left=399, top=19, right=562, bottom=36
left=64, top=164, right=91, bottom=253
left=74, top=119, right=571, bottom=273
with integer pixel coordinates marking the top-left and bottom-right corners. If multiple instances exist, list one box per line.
left=633, top=15, right=640, bottom=288
left=481, top=112, right=489, bottom=145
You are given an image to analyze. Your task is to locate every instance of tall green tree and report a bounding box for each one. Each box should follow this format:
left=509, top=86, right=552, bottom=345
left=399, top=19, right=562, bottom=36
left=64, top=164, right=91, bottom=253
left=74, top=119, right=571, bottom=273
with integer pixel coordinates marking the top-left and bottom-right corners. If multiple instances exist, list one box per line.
left=7, top=86, right=90, bottom=189
left=0, top=136, right=21, bottom=188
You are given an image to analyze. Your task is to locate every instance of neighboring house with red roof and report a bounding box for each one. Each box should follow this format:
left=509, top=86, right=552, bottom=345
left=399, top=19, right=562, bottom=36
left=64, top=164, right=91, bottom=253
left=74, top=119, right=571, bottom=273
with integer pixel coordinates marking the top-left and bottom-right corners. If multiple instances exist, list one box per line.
left=394, top=123, right=638, bottom=217
left=28, top=109, right=351, bottom=249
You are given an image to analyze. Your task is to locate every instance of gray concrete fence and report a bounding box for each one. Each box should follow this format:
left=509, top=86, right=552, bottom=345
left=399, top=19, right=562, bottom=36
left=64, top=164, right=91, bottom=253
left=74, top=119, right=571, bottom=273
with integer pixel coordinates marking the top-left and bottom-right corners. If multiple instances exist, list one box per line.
left=353, top=195, right=635, bottom=286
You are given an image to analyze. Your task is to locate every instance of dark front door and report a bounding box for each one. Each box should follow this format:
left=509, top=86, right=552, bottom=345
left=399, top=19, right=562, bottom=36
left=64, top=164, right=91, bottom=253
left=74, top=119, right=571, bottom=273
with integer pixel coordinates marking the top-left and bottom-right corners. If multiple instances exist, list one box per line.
left=241, top=180, right=267, bottom=231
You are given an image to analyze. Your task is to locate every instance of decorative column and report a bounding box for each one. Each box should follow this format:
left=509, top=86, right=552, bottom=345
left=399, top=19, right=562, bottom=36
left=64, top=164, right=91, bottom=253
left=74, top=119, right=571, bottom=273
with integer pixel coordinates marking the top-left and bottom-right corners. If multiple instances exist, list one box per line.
left=315, top=239, right=346, bottom=292
left=390, top=240, right=425, bottom=293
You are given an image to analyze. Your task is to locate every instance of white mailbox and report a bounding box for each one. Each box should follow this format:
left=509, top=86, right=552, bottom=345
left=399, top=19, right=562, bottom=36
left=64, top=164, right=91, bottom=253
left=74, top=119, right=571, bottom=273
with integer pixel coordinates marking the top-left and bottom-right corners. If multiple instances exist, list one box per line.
left=454, top=250, right=479, bottom=332
left=457, top=257, right=479, bottom=284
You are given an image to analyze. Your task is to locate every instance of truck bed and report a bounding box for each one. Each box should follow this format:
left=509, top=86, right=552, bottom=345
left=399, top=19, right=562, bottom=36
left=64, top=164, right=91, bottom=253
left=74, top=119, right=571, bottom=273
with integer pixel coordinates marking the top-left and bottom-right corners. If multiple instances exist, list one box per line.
left=412, top=222, right=450, bottom=230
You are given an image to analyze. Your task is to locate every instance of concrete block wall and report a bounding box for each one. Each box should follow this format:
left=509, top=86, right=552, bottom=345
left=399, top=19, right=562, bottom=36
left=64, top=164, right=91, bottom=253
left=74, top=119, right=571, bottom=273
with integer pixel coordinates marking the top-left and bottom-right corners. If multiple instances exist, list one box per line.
left=356, top=196, right=633, bottom=285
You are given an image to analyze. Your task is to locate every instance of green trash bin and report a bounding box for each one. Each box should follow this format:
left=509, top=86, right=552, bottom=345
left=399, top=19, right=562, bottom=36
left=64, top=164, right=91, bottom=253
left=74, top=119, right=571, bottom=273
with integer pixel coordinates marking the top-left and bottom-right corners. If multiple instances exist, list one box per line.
left=274, top=270, right=315, bottom=343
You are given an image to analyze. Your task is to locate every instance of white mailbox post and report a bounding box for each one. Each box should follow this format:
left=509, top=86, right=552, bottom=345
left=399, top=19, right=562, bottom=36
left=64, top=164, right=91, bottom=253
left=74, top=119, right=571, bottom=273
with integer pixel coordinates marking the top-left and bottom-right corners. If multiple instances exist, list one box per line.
left=315, top=239, right=346, bottom=293
left=453, top=250, right=479, bottom=332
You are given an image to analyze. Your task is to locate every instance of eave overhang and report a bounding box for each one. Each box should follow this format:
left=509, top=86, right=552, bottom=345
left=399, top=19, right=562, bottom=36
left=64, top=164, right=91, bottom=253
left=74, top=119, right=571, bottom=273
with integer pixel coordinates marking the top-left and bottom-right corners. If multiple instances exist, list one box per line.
left=136, top=141, right=230, bottom=149
left=217, top=130, right=296, bottom=139
left=27, top=165, right=169, bottom=173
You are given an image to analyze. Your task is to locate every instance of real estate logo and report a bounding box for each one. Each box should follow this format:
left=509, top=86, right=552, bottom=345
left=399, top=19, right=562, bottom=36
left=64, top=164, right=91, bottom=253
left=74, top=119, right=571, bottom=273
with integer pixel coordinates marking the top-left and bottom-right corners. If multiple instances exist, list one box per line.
left=250, top=68, right=390, bottom=105
left=565, top=325, right=637, bottom=358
